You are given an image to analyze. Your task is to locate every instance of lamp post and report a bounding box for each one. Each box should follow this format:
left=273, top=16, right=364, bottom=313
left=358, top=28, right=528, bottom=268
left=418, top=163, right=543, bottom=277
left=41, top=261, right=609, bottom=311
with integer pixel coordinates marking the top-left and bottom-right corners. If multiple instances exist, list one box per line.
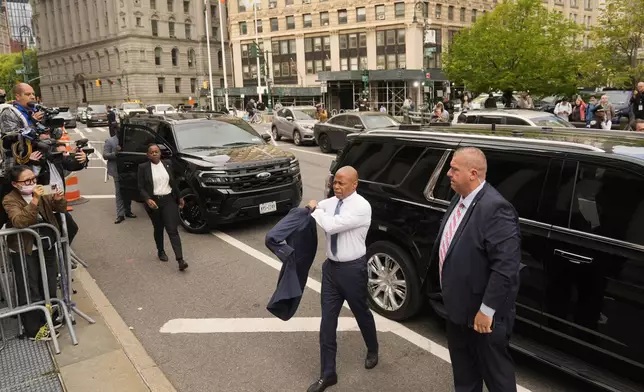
left=18, top=25, right=32, bottom=80
left=412, top=2, right=432, bottom=110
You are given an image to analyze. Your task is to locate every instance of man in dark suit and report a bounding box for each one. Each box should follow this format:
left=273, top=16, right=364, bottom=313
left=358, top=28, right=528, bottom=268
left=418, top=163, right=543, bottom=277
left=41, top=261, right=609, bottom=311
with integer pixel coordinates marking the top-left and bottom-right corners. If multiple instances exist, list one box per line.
left=103, top=134, right=135, bottom=223
left=107, top=106, right=117, bottom=137
left=138, top=144, right=187, bottom=271
left=435, top=147, right=521, bottom=392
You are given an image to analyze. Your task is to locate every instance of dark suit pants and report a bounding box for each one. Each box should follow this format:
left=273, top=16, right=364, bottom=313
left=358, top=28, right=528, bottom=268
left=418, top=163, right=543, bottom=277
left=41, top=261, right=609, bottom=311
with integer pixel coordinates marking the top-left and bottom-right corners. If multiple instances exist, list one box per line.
left=145, top=194, right=183, bottom=261
left=320, top=258, right=378, bottom=378
left=447, top=317, right=517, bottom=392
left=11, top=250, right=58, bottom=338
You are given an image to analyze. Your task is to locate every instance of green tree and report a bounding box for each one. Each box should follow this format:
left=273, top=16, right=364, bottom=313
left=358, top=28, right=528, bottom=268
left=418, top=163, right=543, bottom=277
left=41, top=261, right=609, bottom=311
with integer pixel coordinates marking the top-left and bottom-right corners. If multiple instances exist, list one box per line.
left=444, top=0, right=583, bottom=98
left=588, top=0, right=644, bottom=88
left=0, top=49, right=40, bottom=99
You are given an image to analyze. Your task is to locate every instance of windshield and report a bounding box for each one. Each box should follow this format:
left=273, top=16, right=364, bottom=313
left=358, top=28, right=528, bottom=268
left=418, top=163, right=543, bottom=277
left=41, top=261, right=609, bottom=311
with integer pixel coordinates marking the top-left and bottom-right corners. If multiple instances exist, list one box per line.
left=123, top=103, right=143, bottom=110
left=531, top=115, right=573, bottom=128
left=362, top=115, right=400, bottom=129
left=293, top=110, right=315, bottom=120
left=602, top=91, right=630, bottom=105
left=56, top=112, right=73, bottom=119
left=155, top=105, right=175, bottom=112
left=88, top=105, right=107, bottom=113
left=175, top=121, right=265, bottom=150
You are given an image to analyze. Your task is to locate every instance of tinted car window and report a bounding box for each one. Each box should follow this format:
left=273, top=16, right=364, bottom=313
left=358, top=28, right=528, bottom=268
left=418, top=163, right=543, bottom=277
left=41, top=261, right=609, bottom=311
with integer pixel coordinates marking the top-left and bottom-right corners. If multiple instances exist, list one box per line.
left=466, top=115, right=477, bottom=124
left=123, top=127, right=156, bottom=153
left=327, top=115, right=346, bottom=126
left=345, top=115, right=362, bottom=129
left=402, top=148, right=446, bottom=201
left=478, top=116, right=503, bottom=125
left=341, top=142, right=424, bottom=186
left=361, top=114, right=399, bottom=129
left=557, top=162, right=644, bottom=245
left=88, top=105, right=107, bottom=113
left=505, top=116, right=530, bottom=126
left=484, top=152, right=550, bottom=220
left=175, top=121, right=264, bottom=150
left=277, top=109, right=287, bottom=117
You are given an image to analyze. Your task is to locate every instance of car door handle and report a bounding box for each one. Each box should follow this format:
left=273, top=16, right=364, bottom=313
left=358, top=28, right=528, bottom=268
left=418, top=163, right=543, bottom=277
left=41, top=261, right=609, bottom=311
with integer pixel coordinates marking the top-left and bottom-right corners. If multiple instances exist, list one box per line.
left=554, top=249, right=593, bottom=264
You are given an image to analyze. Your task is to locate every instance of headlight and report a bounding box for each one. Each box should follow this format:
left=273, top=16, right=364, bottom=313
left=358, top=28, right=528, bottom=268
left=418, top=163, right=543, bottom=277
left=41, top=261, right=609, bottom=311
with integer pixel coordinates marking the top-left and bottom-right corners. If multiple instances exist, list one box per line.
left=289, top=158, right=300, bottom=174
left=198, top=171, right=229, bottom=186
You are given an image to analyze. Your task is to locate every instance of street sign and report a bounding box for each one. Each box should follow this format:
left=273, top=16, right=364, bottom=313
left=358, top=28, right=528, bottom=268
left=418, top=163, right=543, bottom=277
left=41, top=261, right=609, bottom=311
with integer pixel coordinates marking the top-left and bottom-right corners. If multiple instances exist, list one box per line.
left=361, top=75, right=368, bottom=83
left=425, top=72, right=431, bottom=79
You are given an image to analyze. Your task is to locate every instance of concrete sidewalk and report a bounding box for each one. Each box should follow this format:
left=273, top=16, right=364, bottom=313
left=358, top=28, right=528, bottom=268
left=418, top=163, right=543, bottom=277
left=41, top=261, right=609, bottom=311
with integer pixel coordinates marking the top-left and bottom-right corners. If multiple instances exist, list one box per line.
left=54, top=266, right=176, bottom=392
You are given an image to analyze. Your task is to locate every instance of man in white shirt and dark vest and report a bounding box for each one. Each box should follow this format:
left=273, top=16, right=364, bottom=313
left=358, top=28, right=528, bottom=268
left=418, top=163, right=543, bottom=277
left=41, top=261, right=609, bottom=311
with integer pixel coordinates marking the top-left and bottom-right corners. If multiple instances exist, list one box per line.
left=305, top=166, right=379, bottom=392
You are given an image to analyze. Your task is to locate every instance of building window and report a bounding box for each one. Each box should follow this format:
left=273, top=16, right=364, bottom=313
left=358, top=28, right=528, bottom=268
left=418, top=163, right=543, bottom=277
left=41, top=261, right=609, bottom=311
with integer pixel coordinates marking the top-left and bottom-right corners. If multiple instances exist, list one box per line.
left=320, top=12, right=329, bottom=26
left=238, top=1, right=246, bottom=12
left=460, top=7, right=465, bottom=22
left=269, top=0, right=277, bottom=8
left=375, top=5, right=385, bottom=19
left=395, top=2, right=405, bottom=18
left=571, top=0, right=577, bottom=7
left=376, top=28, right=407, bottom=70
left=285, top=0, right=293, bottom=5
left=212, top=25, right=218, bottom=37
left=338, top=9, right=347, bottom=24
left=256, top=20, right=263, bottom=33
left=140, top=50, right=146, bottom=61
left=187, top=48, right=195, bottom=67
left=448, top=6, right=453, bottom=20
left=435, top=4, right=441, bottom=19
left=169, top=21, right=175, bottom=37
left=151, top=0, right=156, bottom=9
left=306, top=60, right=314, bottom=74
left=175, top=78, right=181, bottom=93
left=190, top=78, right=196, bottom=93
left=167, top=0, right=173, bottom=12
left=323, top=36, right=330, bottom=51
left=303, top=14, right=312, bottom=28
left=356, top=7, right=366, bottom=22
left=286, top=15, right=295, bottom=29
left=211, top=5, right=217, bottom=18
left=171, top=48, right=179, bottom=66
left=136, top=17, right=142, bottom=27
left=183, top=0, right=189, bottom=13
left=151, top=20, right=158, bottom=36
left=158, top=77, right=165, bottom=93
left=471, top=9, right=476, bottom=22
left=154, top=47, right=162, bottom=65
left=240, top=21, right=247, bottom=35
left=185, top=23, right=191, bottom=39
left=270, top=18, right=278, bottom=31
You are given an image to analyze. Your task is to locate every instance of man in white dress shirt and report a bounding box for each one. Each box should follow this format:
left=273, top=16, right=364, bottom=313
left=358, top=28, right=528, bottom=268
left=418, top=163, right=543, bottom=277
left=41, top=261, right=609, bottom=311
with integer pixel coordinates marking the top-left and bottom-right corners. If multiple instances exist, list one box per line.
left=305, top=166, right=379, bottom=392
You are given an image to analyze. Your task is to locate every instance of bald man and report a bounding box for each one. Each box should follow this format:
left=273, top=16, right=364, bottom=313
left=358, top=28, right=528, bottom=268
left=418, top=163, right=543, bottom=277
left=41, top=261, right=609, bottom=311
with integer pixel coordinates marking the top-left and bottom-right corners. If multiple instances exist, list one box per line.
left=305, top=166, right=378, bottom=392
left=434, top=147, right=521, bottom=392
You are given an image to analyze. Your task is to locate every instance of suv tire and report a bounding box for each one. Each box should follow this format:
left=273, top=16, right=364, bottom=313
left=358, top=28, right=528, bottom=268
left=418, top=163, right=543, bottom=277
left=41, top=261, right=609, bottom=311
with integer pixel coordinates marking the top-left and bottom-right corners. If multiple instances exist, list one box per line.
left=178, top=188, right=209, bottom=234
left=271, top=126, right=281, bottom=141
left=318, top=134, right=332, bottom=153
left=366, top=241, right=422, bottom=321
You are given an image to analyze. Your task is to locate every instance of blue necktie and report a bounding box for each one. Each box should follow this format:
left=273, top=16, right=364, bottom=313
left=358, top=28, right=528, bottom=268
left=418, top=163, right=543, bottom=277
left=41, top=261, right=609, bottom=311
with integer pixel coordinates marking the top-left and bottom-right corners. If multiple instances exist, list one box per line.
left=330, top=200, right=343, bottom=256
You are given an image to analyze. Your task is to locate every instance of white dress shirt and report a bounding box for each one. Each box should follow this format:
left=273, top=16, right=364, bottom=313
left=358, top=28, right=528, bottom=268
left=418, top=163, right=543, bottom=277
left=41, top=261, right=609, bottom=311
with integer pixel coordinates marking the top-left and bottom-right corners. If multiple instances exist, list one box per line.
left=151, top=161, right=172, bottom=196
left=311, top=192, right=371, bottom=262
left=440, top=181, right=496, bottom=318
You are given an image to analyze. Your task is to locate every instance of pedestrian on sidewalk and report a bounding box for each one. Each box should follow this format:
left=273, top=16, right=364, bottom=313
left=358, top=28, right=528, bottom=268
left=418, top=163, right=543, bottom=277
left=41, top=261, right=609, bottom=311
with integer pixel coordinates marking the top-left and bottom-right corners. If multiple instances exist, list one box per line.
left=138, top=144, right=188, bottom=271
left=103, top=134, right=136, bottom=224
left=2, top=165, right=67, bottom=340
left=305, top=166, right=379, bottom=392
left=107, top=106, right=117, bottom=137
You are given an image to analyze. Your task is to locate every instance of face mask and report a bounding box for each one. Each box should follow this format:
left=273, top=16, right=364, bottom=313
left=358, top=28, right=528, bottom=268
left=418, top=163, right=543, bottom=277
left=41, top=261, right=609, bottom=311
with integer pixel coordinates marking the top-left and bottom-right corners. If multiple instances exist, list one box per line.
left=19, top=184, right=35, bottom=195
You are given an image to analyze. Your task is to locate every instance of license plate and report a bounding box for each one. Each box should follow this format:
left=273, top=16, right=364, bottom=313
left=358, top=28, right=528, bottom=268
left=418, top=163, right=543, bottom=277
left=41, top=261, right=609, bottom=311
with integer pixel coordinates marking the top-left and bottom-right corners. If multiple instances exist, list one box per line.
left=259, top=201, right=277, bottom=214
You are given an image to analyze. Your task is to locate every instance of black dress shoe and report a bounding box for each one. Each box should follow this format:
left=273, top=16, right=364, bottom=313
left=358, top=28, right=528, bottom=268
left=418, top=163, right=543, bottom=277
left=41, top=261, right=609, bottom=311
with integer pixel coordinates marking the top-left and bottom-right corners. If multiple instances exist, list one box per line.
left=306, top=376, right=337, bottom=392
left=114, top=216, right=125, bottom=224
left=365, top=352, right=378, bottom=369
left=178, top=259, right=189, bottom=271
left=158, top=251, right=169, bottom=262
left=125, top=212, right=137, bottom=218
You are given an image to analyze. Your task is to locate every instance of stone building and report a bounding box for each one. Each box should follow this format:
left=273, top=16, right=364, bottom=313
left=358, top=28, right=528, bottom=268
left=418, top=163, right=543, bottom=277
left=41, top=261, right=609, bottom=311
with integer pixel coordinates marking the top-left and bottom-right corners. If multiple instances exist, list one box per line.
left=31, top=0, right=232, bottom=109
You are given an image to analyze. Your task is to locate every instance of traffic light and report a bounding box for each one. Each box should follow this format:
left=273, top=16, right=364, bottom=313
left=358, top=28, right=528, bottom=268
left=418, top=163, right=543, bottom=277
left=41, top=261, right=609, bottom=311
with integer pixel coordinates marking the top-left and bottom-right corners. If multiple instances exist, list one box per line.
left=250, top=43, right=258, bottom=59
left=202, top=81, right=209, bottom=89
left=95, top=79, right=102, bottom=87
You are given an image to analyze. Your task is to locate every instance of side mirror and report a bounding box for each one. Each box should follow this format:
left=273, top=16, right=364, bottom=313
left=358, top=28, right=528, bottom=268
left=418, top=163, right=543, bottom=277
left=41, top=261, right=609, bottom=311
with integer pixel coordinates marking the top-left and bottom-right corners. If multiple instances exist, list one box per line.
left=354, top=124, right=364, bottom=130
left=286, top=116, right=294, bottom=121
left=261, top=133, right=272, bottom=142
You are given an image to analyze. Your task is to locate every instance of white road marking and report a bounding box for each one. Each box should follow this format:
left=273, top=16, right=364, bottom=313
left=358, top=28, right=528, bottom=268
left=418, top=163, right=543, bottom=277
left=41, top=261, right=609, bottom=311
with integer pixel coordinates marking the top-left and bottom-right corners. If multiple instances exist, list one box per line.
left=84, top=128, right=93, bottom=133
left=289, top=148, right=335, bottom=158
left=83, top=195, right=116, bottom=199
left=211, top=231, right=532, bottom=392
left=160, top=317, right=398, bottom=334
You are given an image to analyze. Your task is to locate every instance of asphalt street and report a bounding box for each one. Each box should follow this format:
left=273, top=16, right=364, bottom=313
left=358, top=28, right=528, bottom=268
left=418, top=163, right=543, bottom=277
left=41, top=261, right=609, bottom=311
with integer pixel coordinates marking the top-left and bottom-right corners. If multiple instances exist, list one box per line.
left=64, top=122, right=602, bottom=392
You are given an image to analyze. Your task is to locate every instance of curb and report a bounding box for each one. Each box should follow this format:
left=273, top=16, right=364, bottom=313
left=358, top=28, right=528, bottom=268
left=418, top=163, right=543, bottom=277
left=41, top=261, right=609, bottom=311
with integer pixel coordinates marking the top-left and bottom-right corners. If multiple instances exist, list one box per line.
left=75, top=266, right=177, bottom=392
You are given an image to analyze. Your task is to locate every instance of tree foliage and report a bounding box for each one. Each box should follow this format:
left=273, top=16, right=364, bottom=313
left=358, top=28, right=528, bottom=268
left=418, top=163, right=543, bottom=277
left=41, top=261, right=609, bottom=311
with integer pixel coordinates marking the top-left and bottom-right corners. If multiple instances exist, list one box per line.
left=444, top=0, right=583, bottom=96
left=0, top=49, right=40, bottom=99
left=587, top=0, right=644, bottom=88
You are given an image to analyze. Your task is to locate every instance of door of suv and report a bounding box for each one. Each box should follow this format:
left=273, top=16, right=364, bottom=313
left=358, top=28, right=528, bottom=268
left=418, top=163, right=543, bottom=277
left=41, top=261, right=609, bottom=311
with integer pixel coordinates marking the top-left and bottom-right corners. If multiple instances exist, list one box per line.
left=116, top=123, right=172, bottom=202
left=541, top=157, right=644, bottom=384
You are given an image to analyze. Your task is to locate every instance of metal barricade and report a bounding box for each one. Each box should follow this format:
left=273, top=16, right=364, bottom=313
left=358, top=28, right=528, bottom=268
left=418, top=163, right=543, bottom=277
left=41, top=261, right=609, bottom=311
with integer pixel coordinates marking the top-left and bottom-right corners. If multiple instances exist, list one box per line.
left=0, top=227, right=75, bottom=354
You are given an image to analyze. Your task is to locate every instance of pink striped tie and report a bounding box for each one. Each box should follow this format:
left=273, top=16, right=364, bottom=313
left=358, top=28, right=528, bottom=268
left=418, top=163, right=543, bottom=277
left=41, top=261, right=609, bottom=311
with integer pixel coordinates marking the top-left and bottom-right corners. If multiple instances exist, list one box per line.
left=439, top=203, right=465, bottom=283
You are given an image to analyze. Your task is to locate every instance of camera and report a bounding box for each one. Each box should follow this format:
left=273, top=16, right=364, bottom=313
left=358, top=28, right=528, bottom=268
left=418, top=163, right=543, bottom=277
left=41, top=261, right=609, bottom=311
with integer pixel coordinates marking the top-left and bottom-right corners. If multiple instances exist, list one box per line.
left=75, top=138, right=95, bottom=155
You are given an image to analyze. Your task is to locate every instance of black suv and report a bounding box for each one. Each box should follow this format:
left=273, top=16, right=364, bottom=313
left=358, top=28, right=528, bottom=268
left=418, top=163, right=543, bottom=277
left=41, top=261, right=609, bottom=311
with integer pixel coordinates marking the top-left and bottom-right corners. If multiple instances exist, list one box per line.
left=327, top=125, right=644, bottom=391
left=118, top=113, right=302, bottom=233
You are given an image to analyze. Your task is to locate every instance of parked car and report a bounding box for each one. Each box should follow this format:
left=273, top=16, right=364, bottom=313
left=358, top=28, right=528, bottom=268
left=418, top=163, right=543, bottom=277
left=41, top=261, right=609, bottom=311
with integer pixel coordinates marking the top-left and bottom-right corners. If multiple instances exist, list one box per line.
left=470, top=93, right=519, bottom=109
left=313, top=112, right=400, bottom=153
left=76, top=107, right=88, bottom=123
left=117, top=102, right=148, bottom=122
left=85, top=104, right=109, bottom=127
left=123, top=113, right=302, bottom=233
left=54, top=109, right=77, bottom=129
left=326, top=125, right=644, bottom=392
left=147, top=104, right=177, bottom=115
left=452, top=109, right=574, bottom=127
left=271, top=106, right=318, bottom=146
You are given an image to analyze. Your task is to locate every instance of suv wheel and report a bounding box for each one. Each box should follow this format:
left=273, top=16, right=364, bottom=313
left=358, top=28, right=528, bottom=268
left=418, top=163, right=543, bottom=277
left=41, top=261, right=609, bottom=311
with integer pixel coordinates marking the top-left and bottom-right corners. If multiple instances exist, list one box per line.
left=293, top=130, right=302, bottom=146
left=271, top=126, right=281, bottom=141
left=178, top=189, right=209, bottom=234
left=318, top=134, right=332, bottom=153
left=366, top=241, right=422, bottom=321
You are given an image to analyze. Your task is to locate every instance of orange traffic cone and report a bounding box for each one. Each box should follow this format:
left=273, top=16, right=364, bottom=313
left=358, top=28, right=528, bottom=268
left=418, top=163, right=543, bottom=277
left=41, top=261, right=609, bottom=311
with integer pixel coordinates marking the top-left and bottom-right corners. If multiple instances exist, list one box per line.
left=59, top=130, right=72, bottom=152
left=65, top=173, right=87, bottom=209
